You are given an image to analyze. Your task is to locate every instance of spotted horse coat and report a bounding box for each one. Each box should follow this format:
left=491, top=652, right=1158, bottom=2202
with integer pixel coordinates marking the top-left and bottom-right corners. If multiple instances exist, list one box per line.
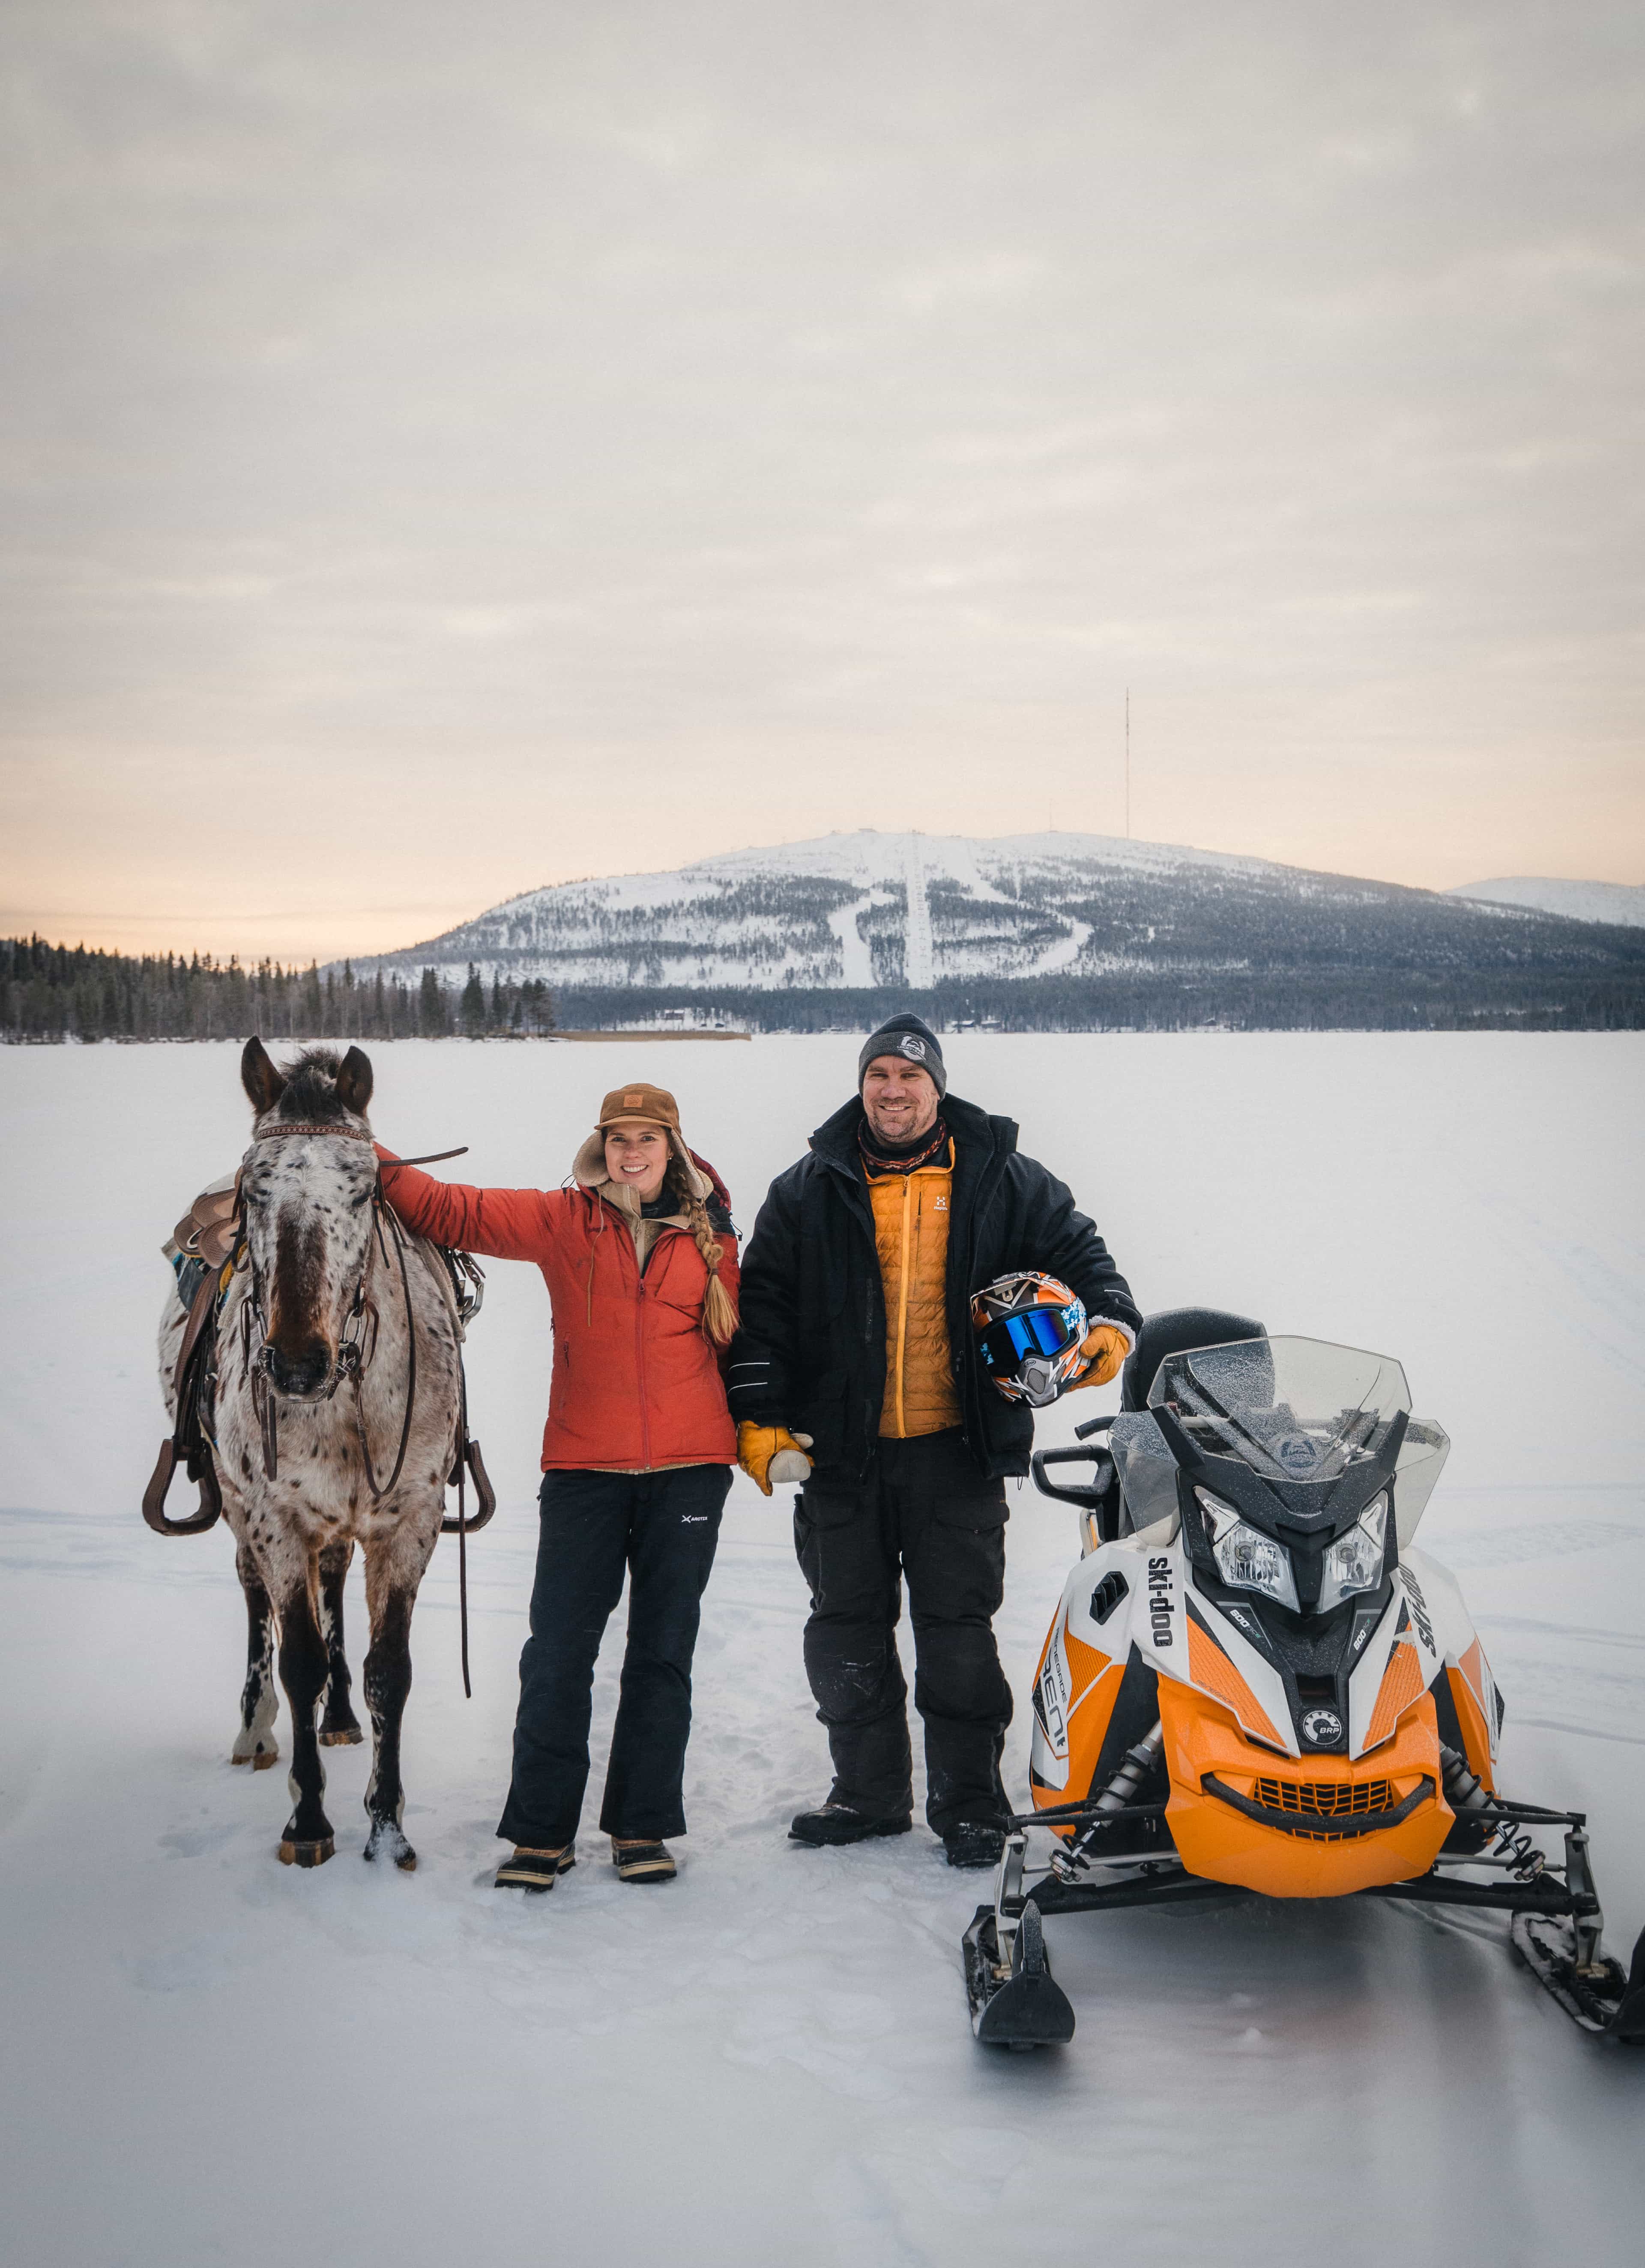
left=157, top=1038, right=464, bottom=1868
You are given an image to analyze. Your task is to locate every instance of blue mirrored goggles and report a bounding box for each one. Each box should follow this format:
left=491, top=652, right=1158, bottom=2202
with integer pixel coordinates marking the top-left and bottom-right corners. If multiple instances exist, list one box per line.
left=978, top=1304, right=1081, bottom=1371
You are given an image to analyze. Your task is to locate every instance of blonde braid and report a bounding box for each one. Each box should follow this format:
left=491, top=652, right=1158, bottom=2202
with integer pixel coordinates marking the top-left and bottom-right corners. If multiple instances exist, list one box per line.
left=672, top=1165, right=739, bottom=1346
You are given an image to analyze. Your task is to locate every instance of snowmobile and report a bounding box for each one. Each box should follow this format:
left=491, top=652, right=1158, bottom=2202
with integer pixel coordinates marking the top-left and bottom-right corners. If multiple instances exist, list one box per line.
left=963, top=1307, right=1645, bottom=2050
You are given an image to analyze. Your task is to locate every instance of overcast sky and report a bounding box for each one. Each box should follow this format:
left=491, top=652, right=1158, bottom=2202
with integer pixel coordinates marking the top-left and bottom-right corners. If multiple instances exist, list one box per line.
left=3, top=0, right=1642, bottom=962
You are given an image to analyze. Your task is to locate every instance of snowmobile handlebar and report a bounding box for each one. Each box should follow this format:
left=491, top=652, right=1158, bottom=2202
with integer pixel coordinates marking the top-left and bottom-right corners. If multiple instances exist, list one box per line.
left=1031, top=1445, right=1114, bottom=1512
left=1072, top=1412, right=1116, bottom=1441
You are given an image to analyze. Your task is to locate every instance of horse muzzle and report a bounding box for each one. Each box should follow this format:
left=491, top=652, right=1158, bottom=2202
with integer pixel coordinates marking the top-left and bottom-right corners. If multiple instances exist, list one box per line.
left=258, top=1340, right=344, bottom=1402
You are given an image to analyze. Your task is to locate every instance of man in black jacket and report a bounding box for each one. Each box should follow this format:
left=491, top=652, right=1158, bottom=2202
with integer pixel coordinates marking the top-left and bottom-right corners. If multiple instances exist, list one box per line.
left=730, top=1013, right=1140, bottom=1867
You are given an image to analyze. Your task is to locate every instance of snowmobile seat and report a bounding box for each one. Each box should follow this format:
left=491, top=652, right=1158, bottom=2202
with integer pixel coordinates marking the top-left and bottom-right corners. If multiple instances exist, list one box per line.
left=1121, top=1306, right=1267, bottom=1412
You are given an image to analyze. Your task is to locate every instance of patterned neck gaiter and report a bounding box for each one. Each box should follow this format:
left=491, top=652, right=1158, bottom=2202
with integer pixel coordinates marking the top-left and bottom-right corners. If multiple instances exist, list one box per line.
left=858, top=1115, right=950, bottom=1178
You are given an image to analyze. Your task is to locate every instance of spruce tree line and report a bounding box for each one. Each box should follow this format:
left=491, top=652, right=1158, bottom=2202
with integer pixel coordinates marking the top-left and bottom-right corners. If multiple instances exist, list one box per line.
left=7, top=933, right=1642, bottom=1041
left=1, top=938, right=555, bottom=1043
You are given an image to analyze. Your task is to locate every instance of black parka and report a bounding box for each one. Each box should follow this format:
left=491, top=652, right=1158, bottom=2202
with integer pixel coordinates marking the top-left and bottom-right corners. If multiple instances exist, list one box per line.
left=727, top=1091, right=1141, bottom=1483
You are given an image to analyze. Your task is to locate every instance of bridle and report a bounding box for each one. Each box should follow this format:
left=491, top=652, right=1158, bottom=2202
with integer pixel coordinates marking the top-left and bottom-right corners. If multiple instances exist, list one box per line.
left=240, top=1118, right=464, bottom=1498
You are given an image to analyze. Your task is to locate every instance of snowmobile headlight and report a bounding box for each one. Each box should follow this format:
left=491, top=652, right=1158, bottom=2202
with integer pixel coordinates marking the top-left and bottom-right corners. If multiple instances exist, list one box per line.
left=1317, top=1493, right=1389, bottom=1614
left=1195, top=1488, right=1299, bottom=1611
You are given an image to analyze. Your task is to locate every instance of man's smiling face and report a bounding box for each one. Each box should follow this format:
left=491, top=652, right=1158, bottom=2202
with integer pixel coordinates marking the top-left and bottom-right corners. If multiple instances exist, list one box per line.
left=861, top=1056, right=941, bottom=1146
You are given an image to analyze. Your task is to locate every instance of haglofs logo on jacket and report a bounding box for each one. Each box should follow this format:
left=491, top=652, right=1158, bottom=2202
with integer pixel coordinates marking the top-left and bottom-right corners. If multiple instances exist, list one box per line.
left=900, top=1036, right=927, bottom=1060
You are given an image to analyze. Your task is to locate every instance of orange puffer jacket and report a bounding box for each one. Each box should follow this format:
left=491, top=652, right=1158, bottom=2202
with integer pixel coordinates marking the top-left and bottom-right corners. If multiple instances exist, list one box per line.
left=376, top=1148, right=739, bottom=1473
left=869, top=1150, right=962, bottom=1438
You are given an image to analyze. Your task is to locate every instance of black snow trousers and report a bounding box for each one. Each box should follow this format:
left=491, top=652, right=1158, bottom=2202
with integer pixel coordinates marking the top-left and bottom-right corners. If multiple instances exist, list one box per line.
left=496, top=1463, right=730, bottom=1849
left=793, top=1428, right=1013, bottom=1836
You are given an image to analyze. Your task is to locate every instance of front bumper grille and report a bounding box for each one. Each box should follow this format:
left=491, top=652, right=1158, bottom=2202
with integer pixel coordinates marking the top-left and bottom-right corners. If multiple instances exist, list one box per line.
left=1253, top=1776, right=1397, bottom=1819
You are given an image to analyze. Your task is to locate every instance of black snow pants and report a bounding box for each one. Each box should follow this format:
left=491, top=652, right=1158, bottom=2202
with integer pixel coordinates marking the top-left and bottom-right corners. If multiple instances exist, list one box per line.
left=496, top=1463, right=730, bottom=1849
left=793, top=1428, right=1013, bottom=1835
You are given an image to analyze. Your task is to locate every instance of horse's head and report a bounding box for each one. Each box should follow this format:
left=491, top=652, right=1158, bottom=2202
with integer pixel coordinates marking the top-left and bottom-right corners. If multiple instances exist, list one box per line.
left=240, top=1037, right=380, bottom=1401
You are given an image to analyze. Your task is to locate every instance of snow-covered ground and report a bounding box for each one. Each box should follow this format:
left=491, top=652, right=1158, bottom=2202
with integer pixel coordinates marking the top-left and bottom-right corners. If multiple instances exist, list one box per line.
left=3, top=1033, right=1644, bottom=2266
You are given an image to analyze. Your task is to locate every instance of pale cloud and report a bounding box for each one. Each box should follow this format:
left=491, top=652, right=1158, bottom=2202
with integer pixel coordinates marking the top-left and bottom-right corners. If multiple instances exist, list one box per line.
left=1, top=0, right=1642, bottom=963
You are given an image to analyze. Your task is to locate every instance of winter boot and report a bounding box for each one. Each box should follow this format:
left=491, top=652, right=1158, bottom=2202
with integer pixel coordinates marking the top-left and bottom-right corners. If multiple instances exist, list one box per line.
left=942, top=1822, right=1007, bottom=1870
left=611, top=1837, right=676, bottom=1883
left=494, top=1844, right=575, bottom=1892
left=789, top=1803, right=913, bottom=1847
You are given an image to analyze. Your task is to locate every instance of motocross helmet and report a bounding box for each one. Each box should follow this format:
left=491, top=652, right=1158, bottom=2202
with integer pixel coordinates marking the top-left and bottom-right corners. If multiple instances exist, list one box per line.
left=971, top=1272, right=1088, bottom=1409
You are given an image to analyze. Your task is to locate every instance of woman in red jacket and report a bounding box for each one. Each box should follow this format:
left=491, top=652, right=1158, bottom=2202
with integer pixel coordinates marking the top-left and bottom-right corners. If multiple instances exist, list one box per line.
left=379, top=1080, right=739, bottom=1892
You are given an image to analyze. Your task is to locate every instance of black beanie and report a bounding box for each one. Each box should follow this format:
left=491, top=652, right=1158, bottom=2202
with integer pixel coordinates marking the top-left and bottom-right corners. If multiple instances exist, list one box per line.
left=858, top=1013, right=947, bottom=1097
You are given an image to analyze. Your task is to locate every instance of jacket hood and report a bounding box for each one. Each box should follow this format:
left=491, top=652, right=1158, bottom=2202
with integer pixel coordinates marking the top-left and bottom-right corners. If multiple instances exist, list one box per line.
left=809, top=1089, right=1016, bottom=1168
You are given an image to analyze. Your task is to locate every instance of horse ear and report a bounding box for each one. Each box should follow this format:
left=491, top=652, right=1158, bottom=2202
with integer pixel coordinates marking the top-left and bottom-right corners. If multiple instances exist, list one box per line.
left=242, top=1036, right=285, bottom=1115
left=336, top=1046, right=374, bottom=1118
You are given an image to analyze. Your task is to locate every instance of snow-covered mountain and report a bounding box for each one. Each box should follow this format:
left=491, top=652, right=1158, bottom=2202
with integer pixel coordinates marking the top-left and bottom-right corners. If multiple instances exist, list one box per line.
left=348, top=828, right=1476, bottom=992
left=338, top=828, right=1645, bottom=1030
left=1448, top=877, right=1645, bottom=929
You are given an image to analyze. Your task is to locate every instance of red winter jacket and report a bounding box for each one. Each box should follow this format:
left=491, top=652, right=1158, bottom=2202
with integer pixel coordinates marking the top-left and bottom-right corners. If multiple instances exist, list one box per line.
left=376, top=1146, right=739, bottom=1473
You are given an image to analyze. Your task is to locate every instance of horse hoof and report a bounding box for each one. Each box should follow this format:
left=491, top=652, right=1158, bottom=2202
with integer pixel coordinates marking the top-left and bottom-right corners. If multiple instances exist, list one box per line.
left=231, top=1747, right=280, bottom=1769
left=319, top=1726, right=364, bottom=1747
left=363, top=1824, right=417, bottom=1871
left=278, top=1836, right=335, bottom=1868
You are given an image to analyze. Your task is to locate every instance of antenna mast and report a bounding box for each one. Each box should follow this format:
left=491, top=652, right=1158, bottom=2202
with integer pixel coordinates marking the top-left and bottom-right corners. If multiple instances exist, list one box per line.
left=1125, top=687, right=1131, bottom=839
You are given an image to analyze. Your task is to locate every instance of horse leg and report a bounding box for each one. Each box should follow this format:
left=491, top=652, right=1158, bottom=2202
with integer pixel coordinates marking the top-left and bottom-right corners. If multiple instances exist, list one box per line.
left=317, top=1539, right=364, bottom=1747
left=230, top=1543, right=281, bottom=1769
left=273, top=1566, right=336, bottom=1867
left=360, top=1534, right=432, bottom=1871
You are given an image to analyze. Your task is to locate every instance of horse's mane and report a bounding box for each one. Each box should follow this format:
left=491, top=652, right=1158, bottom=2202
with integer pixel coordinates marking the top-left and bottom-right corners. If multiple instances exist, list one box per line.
left=273, top=1048, right=367, bottom=1126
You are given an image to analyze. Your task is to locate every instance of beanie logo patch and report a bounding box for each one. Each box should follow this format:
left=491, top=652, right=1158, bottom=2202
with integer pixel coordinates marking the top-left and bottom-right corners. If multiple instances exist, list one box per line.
left=899, top=1036, right=927, bottom=1061
left=624, top=1092, right=644, bottom=1108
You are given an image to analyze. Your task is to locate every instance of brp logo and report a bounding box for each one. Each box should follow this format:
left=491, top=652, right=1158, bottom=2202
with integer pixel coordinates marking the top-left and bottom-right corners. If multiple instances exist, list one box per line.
left=900, top=1036, right=927, bottom=1060
left=1300, top=1707, right=1344, bottom=1748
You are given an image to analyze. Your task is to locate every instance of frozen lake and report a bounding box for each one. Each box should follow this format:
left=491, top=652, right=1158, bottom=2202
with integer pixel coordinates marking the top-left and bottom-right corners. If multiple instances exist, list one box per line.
left=2, top=1032, right=1643, bottom=2265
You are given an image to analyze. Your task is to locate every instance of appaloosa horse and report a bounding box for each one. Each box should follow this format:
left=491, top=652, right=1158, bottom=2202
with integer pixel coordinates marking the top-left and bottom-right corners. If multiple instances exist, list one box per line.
left=157, top=1038, right=465, bottom=1866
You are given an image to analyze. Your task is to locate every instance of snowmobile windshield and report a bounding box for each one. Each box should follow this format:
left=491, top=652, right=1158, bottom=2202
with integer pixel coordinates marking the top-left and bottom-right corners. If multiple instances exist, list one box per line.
left=1391, top=1417, right=1451, bottom=1547
left=1147, top=1336, right=1410, bottom=1488
left=1108, top=1411, right=1182, bottom=1536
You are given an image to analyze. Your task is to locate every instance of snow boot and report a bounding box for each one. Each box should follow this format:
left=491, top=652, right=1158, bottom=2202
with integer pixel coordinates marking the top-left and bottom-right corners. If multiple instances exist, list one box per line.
left=611, top=1838, right=676, bottom=1883
left=789, top=1803, right=912, bottom=1847
left=494, top=1845, right=575, bottom=1892
left=943, top=1822, right=1007, bottom=1870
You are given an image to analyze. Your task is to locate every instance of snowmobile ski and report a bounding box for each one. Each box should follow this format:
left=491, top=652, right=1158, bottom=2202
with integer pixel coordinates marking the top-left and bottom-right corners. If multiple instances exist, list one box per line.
left=1511, top=1915, right=1645, bottom=2043
left=963, top=1897, right=1075, bottom=2049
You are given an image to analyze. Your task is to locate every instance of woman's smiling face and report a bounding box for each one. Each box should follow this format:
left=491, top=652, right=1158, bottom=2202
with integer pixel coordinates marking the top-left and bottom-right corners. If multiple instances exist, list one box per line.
left=603, top=1121, right=670, bottom=1203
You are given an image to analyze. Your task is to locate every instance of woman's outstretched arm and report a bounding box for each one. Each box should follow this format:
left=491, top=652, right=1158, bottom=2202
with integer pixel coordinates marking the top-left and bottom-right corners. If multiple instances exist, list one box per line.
left=374, top=1147, right=562, bottom=1262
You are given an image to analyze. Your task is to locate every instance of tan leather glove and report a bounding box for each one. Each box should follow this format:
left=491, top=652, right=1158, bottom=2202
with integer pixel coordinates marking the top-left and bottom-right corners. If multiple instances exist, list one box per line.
left=737, top=1422, right=815, bottom=1496
left=1071, top=1323, right=1133, bottom=1390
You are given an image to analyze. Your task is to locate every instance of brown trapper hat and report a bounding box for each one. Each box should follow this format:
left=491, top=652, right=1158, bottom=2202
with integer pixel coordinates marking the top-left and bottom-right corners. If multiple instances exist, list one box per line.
left=595, top=1082, right=681, bottom=1131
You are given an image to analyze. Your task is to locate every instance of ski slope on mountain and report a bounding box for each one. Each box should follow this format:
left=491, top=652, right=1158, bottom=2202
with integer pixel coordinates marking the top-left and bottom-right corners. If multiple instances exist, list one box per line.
left=359, top=828, right=1254, bottom=992
left=3, top=1034, right=1644, bottom=2265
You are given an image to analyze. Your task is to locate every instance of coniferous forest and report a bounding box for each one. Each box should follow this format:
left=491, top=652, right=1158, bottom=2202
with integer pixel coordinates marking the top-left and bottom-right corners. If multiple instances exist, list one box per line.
left=6, top=926, right=1645, bottom=1040
left=1, top=938, right=556, bottom=1043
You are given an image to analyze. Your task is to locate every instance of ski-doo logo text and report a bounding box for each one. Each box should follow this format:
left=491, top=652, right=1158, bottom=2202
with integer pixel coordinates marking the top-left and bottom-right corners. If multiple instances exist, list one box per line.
left=1147, top=1557, right=1175, bottom=1648
left=1402, top=1566, right=1436, bottom=1654
left=1036, top=1653, right=1068, bottom=1751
